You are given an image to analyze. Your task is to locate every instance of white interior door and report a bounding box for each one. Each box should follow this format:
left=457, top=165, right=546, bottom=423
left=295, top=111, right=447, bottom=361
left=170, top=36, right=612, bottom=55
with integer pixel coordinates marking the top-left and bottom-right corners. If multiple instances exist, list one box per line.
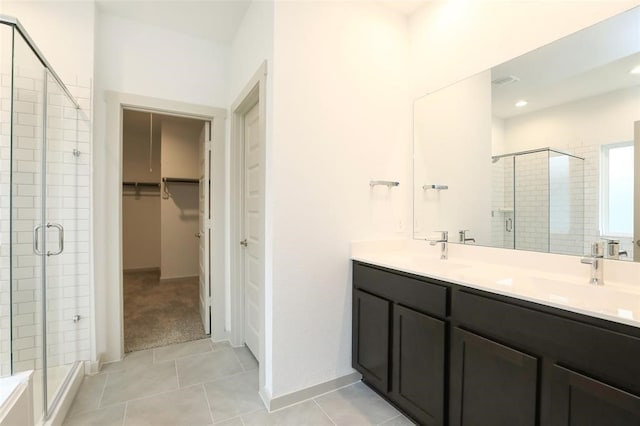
left=199, top=122, right=211, bottom=334
left=243, top=102, right=262, bottom=359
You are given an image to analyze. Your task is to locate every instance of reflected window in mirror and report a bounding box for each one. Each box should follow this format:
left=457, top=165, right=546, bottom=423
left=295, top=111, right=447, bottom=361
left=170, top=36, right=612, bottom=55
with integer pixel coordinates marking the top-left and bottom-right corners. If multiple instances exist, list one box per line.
left=601, top=142, right=634, bottom=238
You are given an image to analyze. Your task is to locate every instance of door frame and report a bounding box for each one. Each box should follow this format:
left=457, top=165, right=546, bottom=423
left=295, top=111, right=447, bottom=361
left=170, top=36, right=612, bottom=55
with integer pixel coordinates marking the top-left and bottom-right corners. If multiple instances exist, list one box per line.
left=99, top=91, right=225, bottom=362
left=230, top=62, right=268, bottom=394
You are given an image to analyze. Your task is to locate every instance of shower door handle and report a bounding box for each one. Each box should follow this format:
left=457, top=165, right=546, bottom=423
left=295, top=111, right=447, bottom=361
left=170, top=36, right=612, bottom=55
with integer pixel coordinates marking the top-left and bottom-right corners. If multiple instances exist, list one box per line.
left=33, top=224, right=44, bottom=255
left=505, top=218, right=513, bottom=233
left=46, top=223, right=64, bottom=256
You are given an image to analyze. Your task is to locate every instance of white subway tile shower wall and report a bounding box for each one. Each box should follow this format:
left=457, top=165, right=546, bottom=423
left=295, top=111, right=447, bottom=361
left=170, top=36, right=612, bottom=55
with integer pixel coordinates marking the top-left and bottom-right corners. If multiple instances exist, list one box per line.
left=0, top=63, right=91, bottom=376
left=514, top=152, right=550, bottom=253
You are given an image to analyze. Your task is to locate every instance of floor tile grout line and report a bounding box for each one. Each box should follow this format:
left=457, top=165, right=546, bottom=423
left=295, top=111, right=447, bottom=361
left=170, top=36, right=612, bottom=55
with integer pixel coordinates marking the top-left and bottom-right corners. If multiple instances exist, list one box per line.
left=200, top=383, right=216, bottom=425
left=121, top=401, right=128, bottom=426
left=238, top=407, right=264, bottom=424
left=311, top=399, right=337, bottom=426
left=154, top=342, right=218, bottom=364
left=179, top=368, right=249, bottom=390
left=103, top=379, right=201, bottom=408
left=96, top=370, right=109, bottom=410
left=174, top=359, right=180, bottom=389
left=230, top=346, right=247, bottom=371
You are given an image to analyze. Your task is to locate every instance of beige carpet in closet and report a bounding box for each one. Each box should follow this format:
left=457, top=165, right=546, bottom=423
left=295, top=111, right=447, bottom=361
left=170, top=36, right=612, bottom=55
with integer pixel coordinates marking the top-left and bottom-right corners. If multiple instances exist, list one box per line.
left=124, top=270, right=207, bottom=353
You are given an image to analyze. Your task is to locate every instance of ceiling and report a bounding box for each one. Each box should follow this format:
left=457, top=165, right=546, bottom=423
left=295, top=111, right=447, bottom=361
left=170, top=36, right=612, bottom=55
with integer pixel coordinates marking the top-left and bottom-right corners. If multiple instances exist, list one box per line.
left=96, top=0, right=252, bottom=43
left=491, top=7, right=640, bottom=119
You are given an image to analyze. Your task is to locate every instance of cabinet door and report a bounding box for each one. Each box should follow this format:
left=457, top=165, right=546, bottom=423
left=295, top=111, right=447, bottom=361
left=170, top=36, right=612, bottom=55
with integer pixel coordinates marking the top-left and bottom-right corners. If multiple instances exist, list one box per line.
left=548, top=364, right=640, bottom=426
left=450, top=328, right=539, bottom=426
left=392, top=305, right=445, bottom=426
left=352, top=289, right=391, bottom=392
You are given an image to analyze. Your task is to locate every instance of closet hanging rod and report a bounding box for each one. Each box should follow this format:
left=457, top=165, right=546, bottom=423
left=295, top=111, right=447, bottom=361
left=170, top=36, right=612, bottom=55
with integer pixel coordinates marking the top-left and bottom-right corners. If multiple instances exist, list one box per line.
left=122, top=181, right=161, bottom=188
left=162, top=177, right=199, bottom=184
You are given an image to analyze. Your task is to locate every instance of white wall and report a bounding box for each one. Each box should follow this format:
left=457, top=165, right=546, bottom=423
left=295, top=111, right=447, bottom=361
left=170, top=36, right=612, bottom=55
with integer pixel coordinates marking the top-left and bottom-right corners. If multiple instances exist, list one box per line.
left=269, top=1, right=410, bottom=398
left=160, top=118, right=202, bottom=280
left=413, top=71, right=492, bottom=244
left=94, top=11, right=229, bottom=107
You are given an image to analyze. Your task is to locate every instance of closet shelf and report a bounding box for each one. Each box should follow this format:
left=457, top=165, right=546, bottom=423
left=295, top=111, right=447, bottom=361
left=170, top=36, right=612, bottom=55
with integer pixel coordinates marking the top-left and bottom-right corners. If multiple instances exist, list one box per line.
left=162, top=177, right=199, bottom=184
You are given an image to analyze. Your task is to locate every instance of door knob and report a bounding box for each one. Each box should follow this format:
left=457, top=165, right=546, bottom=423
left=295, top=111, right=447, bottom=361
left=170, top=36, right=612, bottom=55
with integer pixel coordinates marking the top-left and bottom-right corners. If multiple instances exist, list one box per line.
left=240, top=239, right=248, bottom=247
left=195, top=232, right=201, bottom=238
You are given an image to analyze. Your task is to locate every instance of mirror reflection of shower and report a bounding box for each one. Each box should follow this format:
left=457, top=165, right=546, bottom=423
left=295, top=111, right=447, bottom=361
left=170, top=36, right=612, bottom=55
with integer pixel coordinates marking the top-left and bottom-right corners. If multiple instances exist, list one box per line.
left=490, top=148, right=585, bottom=255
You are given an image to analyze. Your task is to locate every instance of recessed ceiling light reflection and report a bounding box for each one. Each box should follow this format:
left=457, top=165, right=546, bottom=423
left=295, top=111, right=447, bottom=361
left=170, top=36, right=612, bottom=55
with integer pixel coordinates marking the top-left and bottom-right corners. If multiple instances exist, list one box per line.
left=515, top=100, right=528, bottom=108
left=630, top=65, right=640, bottom=75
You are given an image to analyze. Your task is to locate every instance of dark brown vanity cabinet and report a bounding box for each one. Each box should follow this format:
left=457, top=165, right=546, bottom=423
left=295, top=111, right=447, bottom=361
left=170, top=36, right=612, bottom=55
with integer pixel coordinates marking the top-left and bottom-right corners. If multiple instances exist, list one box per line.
left=449, top=327, right=539, bottom=426
left=352, top=261, right=640, bottom=426
left=392, top=305, right=446, bottom=425
left=353, top=263, right=447, bottom=425
left=548, top=364, right=640, bottom=426
left=352, top=289, right=391, bottom=393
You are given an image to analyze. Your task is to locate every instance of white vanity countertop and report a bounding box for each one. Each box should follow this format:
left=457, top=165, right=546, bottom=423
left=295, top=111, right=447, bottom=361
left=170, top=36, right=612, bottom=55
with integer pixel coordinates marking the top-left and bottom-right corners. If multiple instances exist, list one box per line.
left=351, top=240, right=640, bottom=329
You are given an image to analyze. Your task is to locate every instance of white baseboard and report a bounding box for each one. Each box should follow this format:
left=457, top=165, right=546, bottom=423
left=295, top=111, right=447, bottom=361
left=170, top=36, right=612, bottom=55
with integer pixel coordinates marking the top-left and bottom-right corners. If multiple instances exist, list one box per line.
left=267, top=372, right=362, bottom=412
left=159, top=274, right=198, bottom=282
left=123, top=267, right=160, bottom=273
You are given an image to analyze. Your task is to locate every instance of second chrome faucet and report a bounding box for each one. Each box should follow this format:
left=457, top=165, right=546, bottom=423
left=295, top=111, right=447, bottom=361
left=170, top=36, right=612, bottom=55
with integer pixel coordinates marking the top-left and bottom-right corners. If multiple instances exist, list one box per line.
left=428, top=231, right=448, bottom=260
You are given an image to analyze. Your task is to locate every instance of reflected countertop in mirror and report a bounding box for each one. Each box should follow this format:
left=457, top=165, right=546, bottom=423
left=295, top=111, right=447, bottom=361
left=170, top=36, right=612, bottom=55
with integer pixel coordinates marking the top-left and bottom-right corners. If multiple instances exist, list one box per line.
left=413, top=6, right=640, bottom=262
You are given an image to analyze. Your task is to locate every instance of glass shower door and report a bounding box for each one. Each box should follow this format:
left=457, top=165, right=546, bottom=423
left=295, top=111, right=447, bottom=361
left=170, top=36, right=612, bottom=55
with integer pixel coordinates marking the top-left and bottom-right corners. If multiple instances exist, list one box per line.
left=43, top=72, right=86, bottom=411
left=490, top=156, right=515, bottom=249
left=0, top=20, right=14, bottom=379
left=10, top=28, right=46, bottom=420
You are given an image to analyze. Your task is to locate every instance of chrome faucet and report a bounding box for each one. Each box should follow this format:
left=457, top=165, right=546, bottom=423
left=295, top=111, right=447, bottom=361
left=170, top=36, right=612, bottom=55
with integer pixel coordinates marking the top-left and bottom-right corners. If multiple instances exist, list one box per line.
left=459, top=230, right=475, bottom=244
left=428, top=231, right=448, bottom=260
left=603, top=238, right=628, bottom=260
left=581, top=242, right=604, bottom=285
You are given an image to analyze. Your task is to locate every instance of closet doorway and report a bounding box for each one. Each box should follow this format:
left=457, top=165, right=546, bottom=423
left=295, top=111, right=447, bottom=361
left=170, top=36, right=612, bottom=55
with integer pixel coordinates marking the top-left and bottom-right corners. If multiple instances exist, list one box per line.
left=121, top=109, right=211, bottom=353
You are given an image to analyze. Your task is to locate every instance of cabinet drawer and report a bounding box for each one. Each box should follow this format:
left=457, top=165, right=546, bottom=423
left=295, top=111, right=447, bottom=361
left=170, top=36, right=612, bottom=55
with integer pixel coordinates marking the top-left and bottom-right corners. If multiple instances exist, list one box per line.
left=454, top=290, right=640, bottom=395
left=353, top=262, right=448, bottom=317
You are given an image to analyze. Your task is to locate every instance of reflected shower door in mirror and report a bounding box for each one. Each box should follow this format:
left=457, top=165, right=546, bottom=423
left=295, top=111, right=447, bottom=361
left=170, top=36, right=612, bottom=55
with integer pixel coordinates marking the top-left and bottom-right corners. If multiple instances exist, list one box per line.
left=489, top=149, right=584, bottom=256
left=413, top=6, right=640, bottom=261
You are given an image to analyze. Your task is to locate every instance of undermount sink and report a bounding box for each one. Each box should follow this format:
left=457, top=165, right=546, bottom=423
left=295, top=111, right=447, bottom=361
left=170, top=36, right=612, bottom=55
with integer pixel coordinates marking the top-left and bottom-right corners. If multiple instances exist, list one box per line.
left=451, top=269, right=640, bottom=321
left=408, top=255, right=469, bottom=274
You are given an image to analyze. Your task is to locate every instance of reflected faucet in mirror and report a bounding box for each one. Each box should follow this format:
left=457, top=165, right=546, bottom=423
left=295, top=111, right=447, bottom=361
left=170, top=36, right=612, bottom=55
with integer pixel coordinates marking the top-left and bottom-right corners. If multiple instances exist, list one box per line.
left=603, top=239, right=628, bottom=260
left=428, top=231, right=448, bottom=260
left=459, top=230, right=475, bottom=244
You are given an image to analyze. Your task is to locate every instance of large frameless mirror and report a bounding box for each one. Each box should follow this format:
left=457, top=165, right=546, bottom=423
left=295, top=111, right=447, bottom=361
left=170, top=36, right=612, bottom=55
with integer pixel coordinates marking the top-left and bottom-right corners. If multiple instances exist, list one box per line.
left=413, top=7, right=640, bottom=261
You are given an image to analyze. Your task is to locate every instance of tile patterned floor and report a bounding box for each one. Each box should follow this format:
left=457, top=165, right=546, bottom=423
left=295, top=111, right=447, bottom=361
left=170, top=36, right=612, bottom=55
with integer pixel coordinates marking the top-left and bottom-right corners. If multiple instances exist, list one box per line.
left=63, top=339, right=415, bottom=425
